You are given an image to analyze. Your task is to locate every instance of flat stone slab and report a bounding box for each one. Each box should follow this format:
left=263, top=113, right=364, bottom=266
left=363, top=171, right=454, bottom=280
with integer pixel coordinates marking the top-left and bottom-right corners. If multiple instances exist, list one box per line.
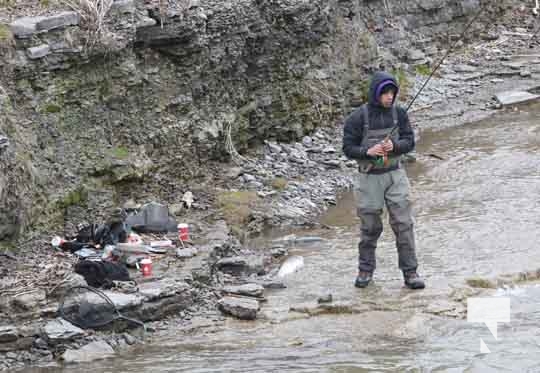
left=82, top=291, right=144, bottom=310
left=36, top=11, right=80, bottom=32
left=12, top=289, right=46, bottom=311
left=43, top=318, right=85, bottom=343
left=215, top=256, right=264, bottom=276
left=138, top=279, right=190, bottom=301
left=27, top=44, right=50, bottom=59
left=61, top=340, right=115, bottom=364
left=218, top=296, right=259, bottom=320
left=495, top=91, right=540, bottom=106
left=222, top=284, right=264, bottom=298
left=10, top=16, right=46, bottom=38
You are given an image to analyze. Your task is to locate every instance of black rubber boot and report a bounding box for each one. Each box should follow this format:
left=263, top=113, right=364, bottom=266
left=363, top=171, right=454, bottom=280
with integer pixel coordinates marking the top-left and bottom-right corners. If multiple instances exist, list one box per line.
left=404, top=272, right=425, bottom=289
left=355, top=271, right=373, bottom=288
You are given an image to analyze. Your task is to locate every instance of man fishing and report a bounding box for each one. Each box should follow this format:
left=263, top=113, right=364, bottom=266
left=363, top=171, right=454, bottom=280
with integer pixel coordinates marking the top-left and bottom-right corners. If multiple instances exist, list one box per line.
left=342, top=71, right=425, bottom=290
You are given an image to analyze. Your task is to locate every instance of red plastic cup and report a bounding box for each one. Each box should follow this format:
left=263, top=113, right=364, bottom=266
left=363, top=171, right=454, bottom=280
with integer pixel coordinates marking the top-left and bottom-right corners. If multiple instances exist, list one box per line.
left=177, top=223, right=189, bottom=241
left=137, top=258, right=152, bottom=277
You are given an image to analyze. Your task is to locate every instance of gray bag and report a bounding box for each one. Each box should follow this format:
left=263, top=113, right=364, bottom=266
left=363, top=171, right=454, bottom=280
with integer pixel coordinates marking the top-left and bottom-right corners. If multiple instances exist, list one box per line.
left=126, top=202, right=178, bottom=233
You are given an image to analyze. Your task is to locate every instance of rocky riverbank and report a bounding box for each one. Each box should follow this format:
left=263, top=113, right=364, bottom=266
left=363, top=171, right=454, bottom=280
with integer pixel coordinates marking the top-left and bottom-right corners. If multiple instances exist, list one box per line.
left=1, top=0, right=540, bottom=370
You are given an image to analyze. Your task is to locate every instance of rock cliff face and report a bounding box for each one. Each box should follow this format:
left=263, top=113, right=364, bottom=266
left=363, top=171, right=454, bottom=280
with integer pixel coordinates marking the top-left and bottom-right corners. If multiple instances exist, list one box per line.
left=0, top=0, right=508, bottom=240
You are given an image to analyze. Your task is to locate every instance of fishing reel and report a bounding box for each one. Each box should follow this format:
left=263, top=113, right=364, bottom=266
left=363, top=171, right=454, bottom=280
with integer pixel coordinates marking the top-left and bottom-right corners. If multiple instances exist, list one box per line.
left=373, top=153, right=389, bottom=167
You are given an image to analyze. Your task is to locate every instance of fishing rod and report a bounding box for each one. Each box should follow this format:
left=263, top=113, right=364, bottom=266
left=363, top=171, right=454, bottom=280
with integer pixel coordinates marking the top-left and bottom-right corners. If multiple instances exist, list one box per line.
left=372, top=3, right=488, bottom=167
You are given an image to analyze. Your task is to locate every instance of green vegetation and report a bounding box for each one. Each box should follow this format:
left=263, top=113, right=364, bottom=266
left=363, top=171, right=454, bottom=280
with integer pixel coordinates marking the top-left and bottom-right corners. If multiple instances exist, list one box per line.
left=465, top=277, right=496, bottom=289
left=0, top=0, right=15, bottom=7
left=391, top=68, right=411, bottom=98
left=56, top=186, right=89, bottom=210
left=0, top=25, right=12, bottom=40
left=358, top=80, right=369, bottom=103
left=43, top=103, right=62, bottom=113
left=0, top=24, right=14, bottom=48
left=415, top=64, right=431, bottom=76
left=112, top=146, right=129, bottom=159
left=271, top=177, right=288, bottom=191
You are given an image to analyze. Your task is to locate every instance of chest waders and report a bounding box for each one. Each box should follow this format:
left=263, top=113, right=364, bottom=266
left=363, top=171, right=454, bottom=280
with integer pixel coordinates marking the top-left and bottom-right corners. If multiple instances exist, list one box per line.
left=355, top=104, right=418, bottom=276
left=356, top=104, right=401, bottom=173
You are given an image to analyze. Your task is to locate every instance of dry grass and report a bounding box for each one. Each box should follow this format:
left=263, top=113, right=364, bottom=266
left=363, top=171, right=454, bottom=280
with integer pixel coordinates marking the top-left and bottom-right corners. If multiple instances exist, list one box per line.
left=61, top=0, right=113, bottom=49
left=216, top=191, right=258, bottom=226
left=271, top=177, right=288, bottom=191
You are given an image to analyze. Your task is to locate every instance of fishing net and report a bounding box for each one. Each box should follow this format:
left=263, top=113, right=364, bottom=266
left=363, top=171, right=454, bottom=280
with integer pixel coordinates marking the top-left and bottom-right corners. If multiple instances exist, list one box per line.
left=58, top=285, right=145, bottom=331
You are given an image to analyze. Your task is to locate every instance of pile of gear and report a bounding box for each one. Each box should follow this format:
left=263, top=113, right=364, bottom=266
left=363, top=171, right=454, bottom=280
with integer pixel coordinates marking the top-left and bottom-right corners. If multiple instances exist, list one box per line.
left=53, top=202, right=181, bottom=288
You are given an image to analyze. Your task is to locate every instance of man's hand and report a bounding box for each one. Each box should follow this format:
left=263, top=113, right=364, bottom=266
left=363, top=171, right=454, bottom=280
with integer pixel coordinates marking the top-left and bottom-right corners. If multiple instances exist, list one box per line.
left=382, top=139, right=394, bottom=152
left=367, top=143, right=385, bottom=157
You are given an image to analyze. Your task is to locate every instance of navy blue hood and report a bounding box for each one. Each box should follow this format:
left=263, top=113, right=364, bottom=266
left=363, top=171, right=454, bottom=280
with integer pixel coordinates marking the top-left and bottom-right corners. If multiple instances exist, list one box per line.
left=368, top=71, right=399, bottom=107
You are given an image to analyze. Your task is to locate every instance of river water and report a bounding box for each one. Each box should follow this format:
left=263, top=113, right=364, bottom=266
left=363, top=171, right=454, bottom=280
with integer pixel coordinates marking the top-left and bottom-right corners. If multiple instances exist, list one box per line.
left=27, top=103, right=540, bottom=372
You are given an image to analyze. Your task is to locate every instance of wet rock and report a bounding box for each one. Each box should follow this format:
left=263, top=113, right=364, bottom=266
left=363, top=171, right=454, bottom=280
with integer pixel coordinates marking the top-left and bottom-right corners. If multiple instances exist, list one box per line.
left=61, top=340, right=115, bottom=364
left=92, top=291, right=144, bottom=309
left=215, top=255, right=265, bottom=276
left=176, top=247, right=198, bottom=258
left=43, top=319, right=85, bottom=344
left=317, top=294, right=333, bottom=304
left=252, top=277, right=286, bottom=289
left=520, top=70, right=532, bottom=77
left=0, top=326, right=18, bottom=343
left=426, top=300, right=465, bottom=317
left=465, top=277, right=497, bottom=288
left=138, top=279, right=190, bottom=301
left=222, top=284, right=264, bottom=298
left=126, top=287, right=195, bottom=322
left=290, top=301, right=367, bottom=316
left=273, top=234, right=323, bottom=245
left=495, top=91, right=540, bottom=106
left=218, top=296, right=259, bottom=320
left=12, top=289, right=46, bottom=311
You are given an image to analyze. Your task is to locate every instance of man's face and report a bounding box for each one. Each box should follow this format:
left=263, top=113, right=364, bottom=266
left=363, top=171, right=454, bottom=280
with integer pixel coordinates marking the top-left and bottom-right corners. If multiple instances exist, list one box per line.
left=380, top=90, right=395, bottom=108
